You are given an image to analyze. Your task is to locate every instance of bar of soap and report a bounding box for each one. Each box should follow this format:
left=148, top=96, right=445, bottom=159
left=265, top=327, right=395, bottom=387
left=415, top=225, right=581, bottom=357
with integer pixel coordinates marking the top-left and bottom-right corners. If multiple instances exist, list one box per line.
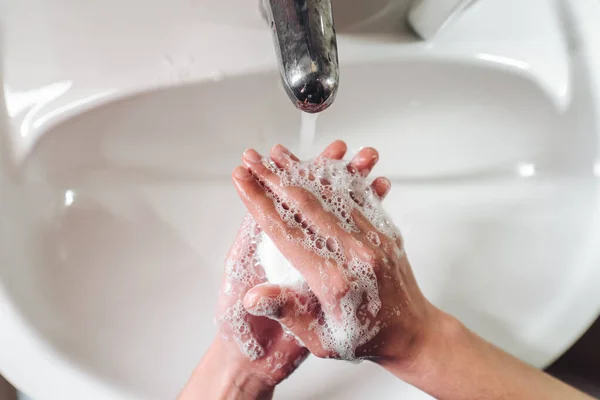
left=256, top=233, right=305, bottom=286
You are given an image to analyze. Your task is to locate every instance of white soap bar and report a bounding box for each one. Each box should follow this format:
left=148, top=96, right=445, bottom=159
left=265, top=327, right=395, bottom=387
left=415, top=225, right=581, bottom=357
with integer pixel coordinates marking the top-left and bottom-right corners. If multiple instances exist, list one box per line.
left=256, top=232, right=305, bottom=286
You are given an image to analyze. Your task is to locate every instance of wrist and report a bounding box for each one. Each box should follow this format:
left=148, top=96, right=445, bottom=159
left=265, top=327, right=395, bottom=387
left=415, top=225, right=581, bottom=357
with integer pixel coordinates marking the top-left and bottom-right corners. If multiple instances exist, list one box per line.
left=179, top=337, right=274, bottom=400
left=377, top=306, right=465, bottom=384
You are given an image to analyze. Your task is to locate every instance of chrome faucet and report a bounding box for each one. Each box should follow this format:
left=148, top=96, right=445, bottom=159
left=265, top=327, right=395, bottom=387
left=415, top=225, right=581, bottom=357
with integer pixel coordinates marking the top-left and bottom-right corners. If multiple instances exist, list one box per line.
left=261, top=0, right=339, bottom=114
left=261, top=0, right=478, bottom=113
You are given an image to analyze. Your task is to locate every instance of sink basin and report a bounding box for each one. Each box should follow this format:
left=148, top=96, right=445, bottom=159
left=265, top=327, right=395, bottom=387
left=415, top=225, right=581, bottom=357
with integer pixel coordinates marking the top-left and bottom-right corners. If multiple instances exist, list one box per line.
left=1, top=0, right=600, bottom=399
left=2, top=57, right=600, bottom=399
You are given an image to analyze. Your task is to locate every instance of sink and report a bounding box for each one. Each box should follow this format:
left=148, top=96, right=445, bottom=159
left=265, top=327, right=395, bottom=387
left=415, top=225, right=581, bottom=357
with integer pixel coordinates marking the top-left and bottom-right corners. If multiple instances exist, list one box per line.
left=1, top=0, right=600, bottom=399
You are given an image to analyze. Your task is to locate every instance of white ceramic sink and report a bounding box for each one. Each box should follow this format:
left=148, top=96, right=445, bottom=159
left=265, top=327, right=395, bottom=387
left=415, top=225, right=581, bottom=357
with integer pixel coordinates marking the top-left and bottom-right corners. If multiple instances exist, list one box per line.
left=1, top=0, right=600, bottom=399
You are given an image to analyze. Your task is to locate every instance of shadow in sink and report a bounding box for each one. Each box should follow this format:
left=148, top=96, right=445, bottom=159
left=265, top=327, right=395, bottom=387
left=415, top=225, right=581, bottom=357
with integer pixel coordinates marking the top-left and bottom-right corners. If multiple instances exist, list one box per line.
left=36, top=190, right=225, bottom=397
left=2, top=58, right=597, bottom=399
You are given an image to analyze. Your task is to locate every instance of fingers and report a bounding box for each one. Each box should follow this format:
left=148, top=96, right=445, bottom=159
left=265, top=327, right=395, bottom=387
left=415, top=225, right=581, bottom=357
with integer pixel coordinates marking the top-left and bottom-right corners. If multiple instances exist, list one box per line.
left=226, top=214, right=261, bottom=262
left=348, top=147, right=379, bottom=177
left=268, top=141, right=383, bottom=194
left=241, top=149, right=287, bottom=194
left=270, top=141, right=347, bottom=171
left=232, top=164, right=330, bottom=292
left=270, top=144, right=299, bottom=170
left=232, top=164, right=302, bottom=243
left=232, top=165, right=297, bottom=239
left=222, top=214, right=266, bottom=293
left=244, top=284, right=332, bottom=357
left=317, top=140, right=347, bottom=160
left=269, top=143, right=389, bottom=201
left=268, top=142, right=379, bottom=179
left=370, top=177, right=391, bottom=200
left=234, top=147, right=390, bottom=314
left=242, top=149, right=344, bottom=240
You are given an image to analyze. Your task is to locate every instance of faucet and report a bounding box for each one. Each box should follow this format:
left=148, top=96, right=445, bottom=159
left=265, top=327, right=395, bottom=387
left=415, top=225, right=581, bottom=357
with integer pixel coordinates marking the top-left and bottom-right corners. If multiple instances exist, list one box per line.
left=261, top=0, right=339, bottom=114
left=261, top=0, right=478, bottom=113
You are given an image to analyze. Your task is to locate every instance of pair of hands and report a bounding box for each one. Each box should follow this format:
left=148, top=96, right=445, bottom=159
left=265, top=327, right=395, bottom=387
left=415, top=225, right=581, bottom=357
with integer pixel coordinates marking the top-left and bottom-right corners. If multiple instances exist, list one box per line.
left=179, top=141, right=595, bottom=400
left=210, top=140, right=438, bottom=395
left=179, top=141, right=591, bottom=400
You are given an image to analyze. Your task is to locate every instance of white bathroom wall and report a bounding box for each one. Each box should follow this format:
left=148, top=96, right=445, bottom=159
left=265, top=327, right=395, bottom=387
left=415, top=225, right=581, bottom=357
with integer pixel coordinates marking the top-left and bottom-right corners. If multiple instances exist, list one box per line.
left=331, top=0, right=414, bottom=33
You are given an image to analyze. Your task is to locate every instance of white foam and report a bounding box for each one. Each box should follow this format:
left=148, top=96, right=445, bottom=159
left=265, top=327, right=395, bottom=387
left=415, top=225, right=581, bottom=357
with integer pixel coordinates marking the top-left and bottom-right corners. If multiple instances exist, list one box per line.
left=366, top=231, right=381, bottom=246
left=265, top=157, right=401, bottom=240
left=218, top=215, right=268, bottom=361
left=224, top=155, right=404, bottom=361
left=224, top=215, right=263, bottom=289
left=219, top=300, right=265, bottom=360
left=252, top=156, right=404, bottom=360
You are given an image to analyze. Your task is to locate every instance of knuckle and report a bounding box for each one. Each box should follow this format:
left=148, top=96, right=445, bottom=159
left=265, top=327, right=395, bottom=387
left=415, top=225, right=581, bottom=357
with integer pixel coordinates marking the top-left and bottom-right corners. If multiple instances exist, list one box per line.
left=278, top=313, right=297, bottom=330
left=332, top=281, right=351, bottom=300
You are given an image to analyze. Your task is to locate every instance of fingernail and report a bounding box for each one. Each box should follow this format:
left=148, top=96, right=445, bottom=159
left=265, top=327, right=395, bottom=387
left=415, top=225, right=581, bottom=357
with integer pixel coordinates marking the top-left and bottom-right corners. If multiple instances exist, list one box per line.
left=273, top=144, right=299, bottom=162
left=273, top=144, right=289, bottom=155
left=233, top=166, right=252, bottom=181
left=359, top=148, right=379, bottom=163
left=243, top=148, right=262, bottom=164
left=243, top=291, right=261, bottom=310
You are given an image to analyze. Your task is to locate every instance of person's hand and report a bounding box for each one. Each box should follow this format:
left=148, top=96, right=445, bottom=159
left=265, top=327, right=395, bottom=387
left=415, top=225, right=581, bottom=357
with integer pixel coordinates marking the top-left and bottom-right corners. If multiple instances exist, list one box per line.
left=213, top=212, right=308, bottom=388
left=231, top=141, right=439, bottom=371
left=205, top=141, right=391, bottom=390
left=184, top=140, right=595, bottom=400
left=180, top=141, right=391, bottom=400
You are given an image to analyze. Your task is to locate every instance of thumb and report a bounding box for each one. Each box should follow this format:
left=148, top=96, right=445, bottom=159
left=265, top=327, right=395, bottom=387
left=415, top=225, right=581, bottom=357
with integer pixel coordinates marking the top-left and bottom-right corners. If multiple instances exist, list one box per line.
left=243, top=283, right=315, bottom=323
left=243, top=284, right=331, bottom=357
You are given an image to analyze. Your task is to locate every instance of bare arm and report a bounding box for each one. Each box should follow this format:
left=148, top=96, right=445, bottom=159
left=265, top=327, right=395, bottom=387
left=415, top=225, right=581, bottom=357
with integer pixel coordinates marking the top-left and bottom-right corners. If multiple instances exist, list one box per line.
left=385, top=309, right=594, bottom=400
left=233, top=142, right=594, bottom=400
left=178, top=338, right=274, bottom=400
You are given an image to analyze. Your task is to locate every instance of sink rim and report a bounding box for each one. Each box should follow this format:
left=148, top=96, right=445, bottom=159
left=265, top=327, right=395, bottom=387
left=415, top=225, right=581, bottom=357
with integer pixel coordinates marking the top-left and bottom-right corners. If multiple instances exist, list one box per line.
left=6, top=54, right=568, bottom=171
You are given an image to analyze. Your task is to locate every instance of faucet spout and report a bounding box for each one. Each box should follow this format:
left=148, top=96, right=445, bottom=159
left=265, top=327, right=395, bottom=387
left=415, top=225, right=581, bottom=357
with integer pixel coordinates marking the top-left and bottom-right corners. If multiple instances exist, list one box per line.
left=262, top=0, right=339, bottom=113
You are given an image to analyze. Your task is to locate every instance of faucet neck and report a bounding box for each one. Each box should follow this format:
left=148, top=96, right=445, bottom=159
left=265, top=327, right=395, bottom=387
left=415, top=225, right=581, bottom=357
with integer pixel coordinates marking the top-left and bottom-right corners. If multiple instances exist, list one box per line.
left=262, top=0, right=339, bottom=113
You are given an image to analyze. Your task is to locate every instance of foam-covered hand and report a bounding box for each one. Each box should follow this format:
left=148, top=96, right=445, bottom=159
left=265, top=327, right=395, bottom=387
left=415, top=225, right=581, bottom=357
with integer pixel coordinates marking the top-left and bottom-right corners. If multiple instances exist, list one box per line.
left=232, top=143, right=438, bottom=367
left=215, top=141, right=391, bottom=387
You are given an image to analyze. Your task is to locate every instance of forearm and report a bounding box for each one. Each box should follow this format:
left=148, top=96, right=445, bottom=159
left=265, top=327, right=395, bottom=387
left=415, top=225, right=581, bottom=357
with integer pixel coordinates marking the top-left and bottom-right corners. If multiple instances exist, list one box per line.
left=382, top=309, right=594, bottom=400
left=178, top=339, right=274, bottom=400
